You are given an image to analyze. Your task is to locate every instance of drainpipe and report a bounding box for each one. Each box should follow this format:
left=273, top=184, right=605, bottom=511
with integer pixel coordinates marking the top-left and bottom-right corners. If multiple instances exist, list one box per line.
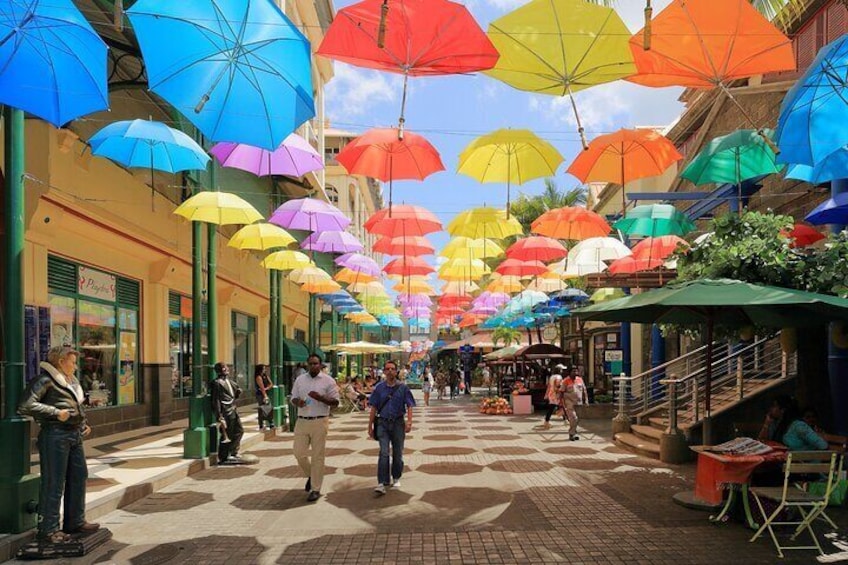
left=830, top=179, right=848, bottom=435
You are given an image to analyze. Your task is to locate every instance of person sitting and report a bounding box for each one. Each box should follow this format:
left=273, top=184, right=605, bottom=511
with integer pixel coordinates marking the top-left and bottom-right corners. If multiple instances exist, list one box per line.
left=759, top=395, right=828, bottom=451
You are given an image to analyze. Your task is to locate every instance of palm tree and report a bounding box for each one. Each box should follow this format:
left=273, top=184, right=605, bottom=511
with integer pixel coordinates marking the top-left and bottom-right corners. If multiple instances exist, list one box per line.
left=510, top=178, right=587, bottom=235
left=492, top=327, right=522, bottom=348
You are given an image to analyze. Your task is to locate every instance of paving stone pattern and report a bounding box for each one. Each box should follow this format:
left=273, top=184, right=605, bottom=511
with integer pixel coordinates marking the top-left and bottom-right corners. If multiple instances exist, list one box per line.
left=50, top=393, right=848, bottom=565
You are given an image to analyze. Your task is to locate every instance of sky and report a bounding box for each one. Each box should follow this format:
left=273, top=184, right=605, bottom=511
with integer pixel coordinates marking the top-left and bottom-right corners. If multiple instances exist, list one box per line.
left=323, top=0, right=685, bottom=277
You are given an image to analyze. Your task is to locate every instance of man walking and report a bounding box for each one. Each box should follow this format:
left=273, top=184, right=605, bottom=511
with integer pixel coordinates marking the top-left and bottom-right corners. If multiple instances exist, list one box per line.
left=210, top=363, right=244, bottom=464
left=368, top=360, right=415, bottom=495
left=291, top=354, right=339, bottom=502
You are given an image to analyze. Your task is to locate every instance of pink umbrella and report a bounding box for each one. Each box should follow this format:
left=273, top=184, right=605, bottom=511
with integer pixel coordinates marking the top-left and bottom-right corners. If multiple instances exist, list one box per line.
left=270, top=198, right=350, bottom=232
left=397, top=294, right=433, bottom=307
left=403, top=306, right=432, bottom=318
left=334, top=253, right=381, bottom=275
left=469, top=304, right=498, bottom=315
left=301, top=231, right=364, bottom=254
left=473, top=291, right=510, bottom=310
left=210, top=134, right=324, bottom=177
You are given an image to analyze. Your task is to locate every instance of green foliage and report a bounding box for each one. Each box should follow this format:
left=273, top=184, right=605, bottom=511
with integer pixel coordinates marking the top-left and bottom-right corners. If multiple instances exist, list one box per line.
left=492, top=327, right=521, bottom=347
left=798, top=230, right=848, bottom=298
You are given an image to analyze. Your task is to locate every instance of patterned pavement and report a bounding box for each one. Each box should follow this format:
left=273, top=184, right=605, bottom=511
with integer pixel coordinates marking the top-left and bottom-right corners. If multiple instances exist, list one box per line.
left=19, top=393, right=848, bottom=565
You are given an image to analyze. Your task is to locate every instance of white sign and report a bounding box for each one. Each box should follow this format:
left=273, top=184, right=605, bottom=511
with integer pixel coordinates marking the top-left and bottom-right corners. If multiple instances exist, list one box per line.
left=78, top=266, right=116, bottom=302
left=604, top=350, right=623, bottom=362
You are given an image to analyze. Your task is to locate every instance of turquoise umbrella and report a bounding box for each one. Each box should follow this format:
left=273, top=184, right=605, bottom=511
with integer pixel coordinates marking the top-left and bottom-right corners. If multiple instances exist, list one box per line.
left=612, top=204, right=695, bottom=238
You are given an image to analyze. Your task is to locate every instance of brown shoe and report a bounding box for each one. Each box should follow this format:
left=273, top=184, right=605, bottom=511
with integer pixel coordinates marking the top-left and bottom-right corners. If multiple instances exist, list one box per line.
left=65, top=522, right=100, bottom=534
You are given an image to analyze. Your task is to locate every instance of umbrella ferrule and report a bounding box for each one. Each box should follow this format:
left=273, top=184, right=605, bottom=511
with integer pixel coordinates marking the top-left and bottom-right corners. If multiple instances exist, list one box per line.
left=194, top=94, right=210, bottom=114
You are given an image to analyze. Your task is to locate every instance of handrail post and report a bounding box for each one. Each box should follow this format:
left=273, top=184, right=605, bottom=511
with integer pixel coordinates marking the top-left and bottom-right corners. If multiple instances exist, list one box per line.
left=737, top=357, right=744, bottom=400
left=612, top=373, right=631, bottom=435
left=668, top=379, right=679, bottom=434
left=692, top=377, right=699, bottom=423
left=781, top=350, right=787, bottom=379
left=643, top=366, right=651, bottom=410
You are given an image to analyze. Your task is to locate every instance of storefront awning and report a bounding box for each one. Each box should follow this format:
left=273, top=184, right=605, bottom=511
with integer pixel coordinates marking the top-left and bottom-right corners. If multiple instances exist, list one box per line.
left=283, top=339, right=309, bottom=365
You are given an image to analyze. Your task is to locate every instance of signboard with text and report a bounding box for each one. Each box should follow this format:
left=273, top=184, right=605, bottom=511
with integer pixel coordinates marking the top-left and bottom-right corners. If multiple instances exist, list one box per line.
left=78, top=266, right=117, bottom=302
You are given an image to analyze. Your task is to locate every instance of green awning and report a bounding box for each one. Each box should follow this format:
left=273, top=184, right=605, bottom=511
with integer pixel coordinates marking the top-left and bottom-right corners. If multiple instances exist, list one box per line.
left=283, top=339, right=309, bottom=365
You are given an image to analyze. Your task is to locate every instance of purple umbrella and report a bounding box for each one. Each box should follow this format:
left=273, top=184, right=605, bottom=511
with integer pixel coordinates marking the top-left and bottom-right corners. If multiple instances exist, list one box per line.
left=301, top=231, right=363, bottom=254
left=403, top=306, right=432, bottom=318
left=469, top=304, right=499, bottom=315
left=334, top=253, right=381, bottom=275
left=210, top=134, right=324, bottom=177
left=397, top=294, right=433, bottom=307
left=473, top=291, right=510, bottom=310
left=270, top=198, right=350, bottom=232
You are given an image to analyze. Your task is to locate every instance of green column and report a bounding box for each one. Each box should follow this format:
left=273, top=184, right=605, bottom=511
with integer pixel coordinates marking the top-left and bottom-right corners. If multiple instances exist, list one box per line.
left=357, top=326, right=364, bottom=377
left=308, top=294, right=317, bottom=352
left=205, top=223, right=218, bottom=448
left=330, top=310, right=338, bottom=377
left=345, top=319, right=352, bottom=378
left=0, top=108, right=39, bottom=533
left=184, top=221, right=208, bottom=458
left=271, top=270, right=285, bottom=427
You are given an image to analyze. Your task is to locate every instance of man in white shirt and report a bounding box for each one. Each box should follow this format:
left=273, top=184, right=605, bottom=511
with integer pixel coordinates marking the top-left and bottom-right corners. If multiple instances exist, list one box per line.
left=291, top=354, right=340, bottom=502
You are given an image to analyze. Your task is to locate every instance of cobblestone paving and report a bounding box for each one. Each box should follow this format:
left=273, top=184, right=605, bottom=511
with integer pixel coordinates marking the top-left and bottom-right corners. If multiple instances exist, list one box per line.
left=38, top=394, right=848, bottom=565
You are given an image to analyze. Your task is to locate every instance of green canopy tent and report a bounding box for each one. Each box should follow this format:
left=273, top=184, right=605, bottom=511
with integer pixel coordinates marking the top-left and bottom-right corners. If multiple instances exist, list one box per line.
left=573, top=279, right=848, bottom=442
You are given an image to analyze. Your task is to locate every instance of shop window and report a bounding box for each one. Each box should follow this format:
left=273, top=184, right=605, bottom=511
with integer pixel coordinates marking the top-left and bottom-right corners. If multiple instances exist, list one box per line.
left=169, top=293, right=208, bottom=398
left=232, top=311, right=257, bottom=394
left=294, top=328, right=306, bottom=343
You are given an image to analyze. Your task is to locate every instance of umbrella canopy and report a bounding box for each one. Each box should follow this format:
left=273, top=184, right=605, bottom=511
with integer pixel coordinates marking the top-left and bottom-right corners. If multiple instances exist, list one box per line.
left=805, top=192, right=848, bottom=226
left=127, top=0, right=314, bottom=150
left=397, top=294, right=433, bottom=307
left=173, top=192, right=263, bottom=225
left=336, top=128, right=444, bottom=210
left=364, top=205, right=442, bottom=238
left=335, top=253, right=381, bottom=276
left=301, top=279, right=342, bottom=294
left=608, top=256, right=665, bottom=274
left=457, top=129, right=563, bottom=211
left=484, top=0, right=634, bottom=148
left=440, top=237, right=504, bottom=260
left=590, top=287, right=626, bottom=303
left=384, top=256, right=435, bottom=277
left=613, top=204, right=696, bottom=237
left=301, top=231, right=364, bottom=254
left=531, top=206, right=611, bottom=241
left=0, top=0, right=108, bottom=127
left=776, top=35, right=848, bottom=166
left=438, top=258, right=490, bottom=281
left=568, top=129, right=682, bottom=214
left=262, top=250, right=313, bottom=271
left=270, top=198, right=350, bottom=232
left=440, top=281, right=480, bottom=295
left=551, top=288, right=590, bottom=303
left=631, top=236, right=690, bottom=262
left=505, top=237, right=567, bottom=263
left=569, top=237, right=632, bottom=266
left=334, top=268, right=378, bottom=285
left=486, top=276, right=524, bottom=294
left=289, top=266, right=332, bottom=285
left=374, top=235, right=435, bottom=257
left=526, top=275, right=568, bottom=293
left=447, top=207, right=524, bottom=240
left=209, top=134, right=323, bottom=177
left=786, top=146, right=848, bottom=185
left=782, top=224, right=825, bottom=248
left=324, top=341, right=402, bottom=354
left=394, top=279, right=437, bottom=296
left=228, top=223, right=295, bottom=251
left=495, top=259, right=548, bottom=278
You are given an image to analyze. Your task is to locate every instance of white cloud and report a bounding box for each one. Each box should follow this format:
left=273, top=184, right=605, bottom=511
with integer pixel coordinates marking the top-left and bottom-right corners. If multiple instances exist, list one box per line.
left=325, top=63, right=403, bottom=121
left=483, top=0, right=526, bottom=9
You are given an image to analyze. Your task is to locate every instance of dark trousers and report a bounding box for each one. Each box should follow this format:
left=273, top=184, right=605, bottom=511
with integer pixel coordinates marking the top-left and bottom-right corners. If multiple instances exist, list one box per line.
left=464, top=374, right=472, bottom=394
left=37, top=427, right=88, bottom=536
left=376, top=418, right=406, bottom=486
left=219, top=409, right=243, bottom=461
left=544, top=402, right=563, bottom=422
left=257, top=398, right=274, bottom=428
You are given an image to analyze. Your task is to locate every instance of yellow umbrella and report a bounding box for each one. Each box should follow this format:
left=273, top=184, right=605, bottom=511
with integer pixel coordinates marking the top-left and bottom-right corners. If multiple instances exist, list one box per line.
left=324, top=341, right=402, bottom=354
left=440, top=237, right=504, bottom=260
left=228, top=222, right=295, bottom=250
left=288, top=266, right=332, bottom=285
left=526, top=274, right=568, bottom=293
left=487, top=276, right=523, bottom=294
left=447, top=207, right=524, bottom=239
left=438, top=258, right=490, bottom=282
left=484, top=0, right=635, bottom=149
left=173, top=191, right=264, bottom=225
left=334, top=268, right=378, bottom=285
left=301, top=279, right=342, bottom=294
left=441, top=280, right=480, bottom=295
left=261, top=250, right=313, bottom=271
left=350, top=281, right=388, bottom=296
left=457, top=130, right=563, bottom=213
left=393, top=279, right=437, bottom=295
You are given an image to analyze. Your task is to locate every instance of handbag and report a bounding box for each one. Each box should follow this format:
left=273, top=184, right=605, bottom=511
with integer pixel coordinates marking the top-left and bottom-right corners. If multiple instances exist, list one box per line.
left=259, top=402, right=273, bottom=418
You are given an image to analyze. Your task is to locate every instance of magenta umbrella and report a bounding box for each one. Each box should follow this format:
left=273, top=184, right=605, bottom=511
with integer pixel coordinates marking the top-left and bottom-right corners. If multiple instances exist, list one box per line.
left=270, top=198, right=350, bottom=232
left=210, top=134, right=324, bottom=177
left=301, top=231, right=364, bottom=254
left=334, top=252, right=381, bottom=275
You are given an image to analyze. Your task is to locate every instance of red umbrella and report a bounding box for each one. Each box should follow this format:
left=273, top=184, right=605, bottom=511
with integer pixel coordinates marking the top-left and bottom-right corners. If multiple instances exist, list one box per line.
left=781, top=224, right=825, bottom=248
left=337, top=128, right=444, bottom=211
left=495, top=258, right=548, bottom=277
left=437, top=294, right=473, bottom=307
left=364, top=205, right=442, bottom=238
left=631, top=236, right=690, bottom=262
left=608, top=256, right=665, bottom=274
left=531, top=206, right=611, bottom=241
left=374, top=235, right=435, bottom=256
left=435, top=306, right=466, bottom=317
left=383, top=256, right=435, bottom=277
left=317, top=0, right=498, bottom=133
left=505, top=236, right=567, bottom=263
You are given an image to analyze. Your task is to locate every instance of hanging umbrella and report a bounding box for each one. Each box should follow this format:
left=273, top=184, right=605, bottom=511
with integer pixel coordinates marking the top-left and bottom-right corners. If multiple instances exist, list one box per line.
left=174, top=192, right=263, bottom=225
left=301, top=279, right=342, bottom=294
left=393, top=279, right=437, bottom=295
left=440, top=237, right=505, bottom=260
left=349, top=280, right=388, bottom=296
left=590, top=287, right=626, bottom=303
left=631, top=236, right=690, bottom=262
left=505, top=237, right=567, bottom=263
left=551, top=289, right=590, bottom=303
left=336, top=128, right=444, bottom=211
left=384, top=256, right=435, bottom=277
left=495, top=259, right=548, bottom=278
left=437, top=294, right=473, bottom=307
left=397, top=294, right=433, bottom=308
left=374, top=235, right=435, bottom=257
left=486, top=276, right=524, bottom=295
left=228, top=223, right=296, bottom=251
left=325, top=341, right=402, bottom=354
left=574, top=278, right=848, bottom=442
left=526, top=275, right=568, bottom=294
left=549, top=256, right=606, bottom=278
left=209, top=134, right=323, bottom=177
left=89, top=119, right=210, bottom=209
left=457, top=130, right=563, bottom=213
left=0, top=0, right=108, bottom=127
left=680, top=130, right=783, bottom=212
left=629, top=0, right=794, bottom=149
left=289, top=266, right=333, bottom=285
left=568, top=237, right=632, bottom=270
left=567, top=128, right=682, bottom=215
left=613, top=204, right=695, bottom=238
left=440, top=281, right=480, bottom=295
left=438, top=258, right=490, bottom=281
left=335, top=253, right=381, bottom=276
left=786, top=146, right=848, bottom=185
left=806, top=193, right=848, bottom=226
left=474, top=291, right=511, bottom=310
left=364, top=205, right=442, bottom=238
left=781, top=224, right=825, bottom=248
left=316, top=0, right=498, bottom=135
left=262, top=250, right=313, bottom=271
left=447, top=207, right=524, bottom=240
left=458, top=314, right=488, bottom=328
left=127, top=0, right=314, bottom=150
left=531, top=207, right=611, bottom=241
left=270, top=198, right=351, bottom=232
left=608, top=256, right=665, bottom=274
left=301, top=231, right=364, bottom=254
left=484, top=0, right=635, bottom=149
left=334, top=268, right=378, bottom=285
left=776, top=35, right=848, bottom=166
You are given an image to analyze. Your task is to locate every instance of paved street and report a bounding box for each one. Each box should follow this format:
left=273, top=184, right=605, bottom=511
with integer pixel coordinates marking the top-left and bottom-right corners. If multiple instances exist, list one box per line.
left=21, top=393, right=848, bottom=565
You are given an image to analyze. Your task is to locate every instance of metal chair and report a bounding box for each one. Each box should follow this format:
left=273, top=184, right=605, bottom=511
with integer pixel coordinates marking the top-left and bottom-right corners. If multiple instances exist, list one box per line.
left=749, top=450, right=839, bottom=558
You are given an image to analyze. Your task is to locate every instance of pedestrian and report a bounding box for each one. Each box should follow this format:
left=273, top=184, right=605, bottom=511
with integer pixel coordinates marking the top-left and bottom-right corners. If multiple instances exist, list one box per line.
left=435, top=371, right=447, bottom=401
left=560, top=365, right=580, bottom=441
left=481, top=363, right=492, bottom=394
left=254, top=364, right=275, bottom=431
left=463, top=367, right=472, bottom=395
left=291, top=353, right=340, bottom=502
left=211, top=363, right=245, bottom=463
left=18, top=346, right=99, bottom=543
left=368, top=360, right=415, bottom=495
left=569, top=368, right=589, bottom=408
left=449, top=370, right=460, bottom=400
left=421, top=367, right=433, bottom=407
left=542, top=368, right=563, bottom=430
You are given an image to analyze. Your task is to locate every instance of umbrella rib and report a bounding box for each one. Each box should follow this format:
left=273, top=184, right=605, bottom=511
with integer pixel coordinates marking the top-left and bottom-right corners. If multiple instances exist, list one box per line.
left=488, top=22, right=566, bottom=84
left=335, top=9, right=406, bottom=70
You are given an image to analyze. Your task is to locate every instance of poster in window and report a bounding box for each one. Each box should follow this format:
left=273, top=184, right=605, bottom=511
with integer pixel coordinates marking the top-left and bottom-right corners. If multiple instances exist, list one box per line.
left=119, top=331, right=137, bottom=404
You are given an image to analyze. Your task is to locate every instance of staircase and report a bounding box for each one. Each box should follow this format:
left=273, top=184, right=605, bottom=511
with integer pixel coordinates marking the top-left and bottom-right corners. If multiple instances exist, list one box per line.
left=613, top=334, right=797, bottom=459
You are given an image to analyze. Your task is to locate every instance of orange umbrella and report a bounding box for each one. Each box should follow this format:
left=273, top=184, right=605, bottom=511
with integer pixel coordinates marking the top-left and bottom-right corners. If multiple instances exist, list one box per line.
left=531, top=207, right=610, bottom=241
left=495, top=259, right=548, bottom=277
left=505, top=236, right=567, bottom=263
left=374, top=235, right=435, bottom=256
left=630, top=235, right=690, bottom=262
left=383, top=256, right=435, bottom=277
left=608, top=256, right=665, bottom=274
left=628, top=0, right=795, bottom=148
left=567, top=129, right=682, bottom=214
left=459, top=313, right=487, bottom=328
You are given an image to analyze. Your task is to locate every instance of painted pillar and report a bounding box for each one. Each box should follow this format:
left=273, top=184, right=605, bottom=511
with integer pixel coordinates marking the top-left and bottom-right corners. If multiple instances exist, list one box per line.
left=651, top=324, right=666, bottom=399
left=345, top=320, right=352, bottom=378
left=331, top=310, right=338, bottom=377
left=308, top=295, right=316, bottom=352
left=275, top=271, right=287, bottom=426
left=621, top=288, right=632, bottom=378
left=184, top=220, right=208, bottom=458
left=829, top=178, right=848, bottom=434
left=205, top=222, right=219, bottom=450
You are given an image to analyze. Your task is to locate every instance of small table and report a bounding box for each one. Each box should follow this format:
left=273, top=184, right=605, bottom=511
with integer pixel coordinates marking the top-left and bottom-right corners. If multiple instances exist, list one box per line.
left=691, top=445, right=786, bottom=529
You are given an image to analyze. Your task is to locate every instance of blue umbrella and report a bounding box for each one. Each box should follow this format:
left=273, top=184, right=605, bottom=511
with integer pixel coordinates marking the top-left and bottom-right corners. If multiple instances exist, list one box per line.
left=550, top=289, right=590, bottom=303
left=89, top=120, right=209, bottom=172
left=786, top=146, right=848, bottom=184
left=805, top=192, right=848, bottom=226
left=127, top=0, right=315, bottom=150
left=776, top=35, right=848, bottom=166
left=0, top=0, right=108, bottom=126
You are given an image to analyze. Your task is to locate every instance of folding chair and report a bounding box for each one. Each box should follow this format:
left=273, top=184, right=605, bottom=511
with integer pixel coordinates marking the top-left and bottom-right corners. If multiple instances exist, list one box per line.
left=749, top=451, right=838, bottom=558
left=813, top=452, right=844, bottom=531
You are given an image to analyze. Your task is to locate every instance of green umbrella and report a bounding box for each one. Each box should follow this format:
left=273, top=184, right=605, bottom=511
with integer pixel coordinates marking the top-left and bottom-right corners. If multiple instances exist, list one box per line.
left=612, top=204, right=695, bottom=237
left=680, top=129, right=783, bottom=213
left=589, top=287, right=626, bottom=303
left=574, top=278, right=848, bottom=440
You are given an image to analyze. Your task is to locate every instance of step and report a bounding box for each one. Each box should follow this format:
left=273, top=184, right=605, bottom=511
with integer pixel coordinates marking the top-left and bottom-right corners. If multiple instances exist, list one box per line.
left=632, top=424, right=664, bottom=441
left=614, top=432, right=661, bottom=459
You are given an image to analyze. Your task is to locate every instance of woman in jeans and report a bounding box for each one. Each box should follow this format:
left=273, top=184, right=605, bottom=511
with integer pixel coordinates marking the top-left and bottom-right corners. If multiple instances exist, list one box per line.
left=255, top=364, right=275, bottom=430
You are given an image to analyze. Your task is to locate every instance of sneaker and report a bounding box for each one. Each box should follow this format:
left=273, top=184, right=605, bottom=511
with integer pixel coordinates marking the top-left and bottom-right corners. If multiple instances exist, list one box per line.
left=305, top=478, right=311, bottom=493
left=570, top=435, right=580, bottom=441
left=306, top=490, right=321, bottom=502
left=391, top=479, right=401, bottom=488
left=374, top=484, right=386, bottom=495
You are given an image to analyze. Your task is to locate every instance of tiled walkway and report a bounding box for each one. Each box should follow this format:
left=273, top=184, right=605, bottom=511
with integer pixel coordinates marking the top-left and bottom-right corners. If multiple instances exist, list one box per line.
left=7, top=393, right=848, bottom=564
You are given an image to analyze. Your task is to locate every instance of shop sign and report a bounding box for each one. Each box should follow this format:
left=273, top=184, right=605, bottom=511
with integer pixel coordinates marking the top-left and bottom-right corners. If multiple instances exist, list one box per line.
left=78, top=266, right=116, bottom=302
